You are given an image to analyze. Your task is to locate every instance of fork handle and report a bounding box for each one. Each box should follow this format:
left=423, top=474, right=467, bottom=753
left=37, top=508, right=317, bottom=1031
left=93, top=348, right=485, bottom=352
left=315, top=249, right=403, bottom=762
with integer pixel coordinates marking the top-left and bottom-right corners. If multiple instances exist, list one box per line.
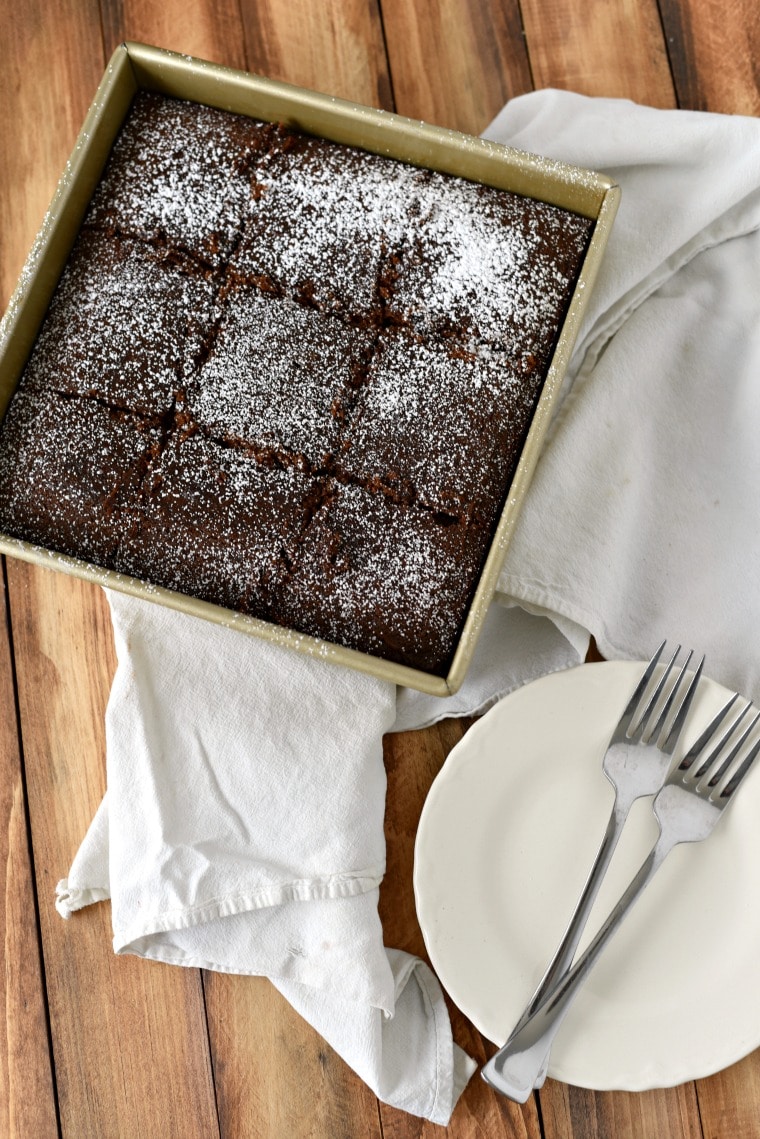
left=502, top=797, right=631, bottom=1088
left=482, top=831, right=673, bottom=1102
left=526, top=802, right=624, bottom=1014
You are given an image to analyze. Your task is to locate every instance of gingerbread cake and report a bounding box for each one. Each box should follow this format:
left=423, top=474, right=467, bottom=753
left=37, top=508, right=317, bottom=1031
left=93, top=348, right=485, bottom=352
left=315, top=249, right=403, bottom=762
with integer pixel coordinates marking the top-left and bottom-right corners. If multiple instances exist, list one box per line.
left=0, top=92, right=594, bottom=675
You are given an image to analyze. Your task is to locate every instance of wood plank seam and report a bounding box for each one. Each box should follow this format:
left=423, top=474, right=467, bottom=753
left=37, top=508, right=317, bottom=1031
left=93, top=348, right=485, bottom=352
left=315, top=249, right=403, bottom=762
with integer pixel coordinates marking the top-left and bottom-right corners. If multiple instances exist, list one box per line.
left=199, top=971, right=225, bottom=1138
left=653, top=0, right=686, bottom=107
left=655, top=0, right=693, bottom=109
left=94, top=0, right=109, bottom=72
left=232, top=0, right=251, bottom=71
left=375, top=0, right=399, bottom=111
left=514, top=0, right=539, bottom=91
left=1, top=554, right=62, bottom=1138
left=533, top=1085, right=547, bottom=1138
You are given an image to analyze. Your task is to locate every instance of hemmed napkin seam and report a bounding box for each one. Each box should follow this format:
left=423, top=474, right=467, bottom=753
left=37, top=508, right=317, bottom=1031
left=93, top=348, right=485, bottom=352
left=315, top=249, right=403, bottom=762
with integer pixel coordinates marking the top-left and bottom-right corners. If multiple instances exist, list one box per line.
left=379, top=951, right=449, bottom=1119
left=111, top=870, right=385, bottom=946
left=411, top=958, right=447, bottom=1122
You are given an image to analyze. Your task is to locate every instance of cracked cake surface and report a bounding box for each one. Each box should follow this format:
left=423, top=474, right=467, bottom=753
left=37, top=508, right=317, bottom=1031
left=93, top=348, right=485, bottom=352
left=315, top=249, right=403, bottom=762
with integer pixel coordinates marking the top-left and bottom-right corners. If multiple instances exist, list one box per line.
left=0, top=90, right=594, bottom=675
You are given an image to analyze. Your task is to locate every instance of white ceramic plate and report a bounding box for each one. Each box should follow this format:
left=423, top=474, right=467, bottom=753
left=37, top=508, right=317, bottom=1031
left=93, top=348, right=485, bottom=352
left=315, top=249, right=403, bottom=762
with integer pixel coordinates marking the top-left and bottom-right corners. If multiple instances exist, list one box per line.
left=414, top=661, right=760, bottom=1090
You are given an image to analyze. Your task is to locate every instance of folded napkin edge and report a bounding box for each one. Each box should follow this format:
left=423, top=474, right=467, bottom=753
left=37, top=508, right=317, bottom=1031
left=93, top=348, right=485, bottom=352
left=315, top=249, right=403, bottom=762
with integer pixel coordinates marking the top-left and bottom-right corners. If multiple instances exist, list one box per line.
left=55, top=879, right=109, bottom=919
left=110, top=870, right=385, bottom=947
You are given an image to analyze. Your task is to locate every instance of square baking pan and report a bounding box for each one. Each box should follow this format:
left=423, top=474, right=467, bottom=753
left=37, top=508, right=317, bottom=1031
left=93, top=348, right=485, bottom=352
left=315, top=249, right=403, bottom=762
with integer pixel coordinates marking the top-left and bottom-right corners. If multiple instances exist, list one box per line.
left=0, top=42, right=619, bottom=696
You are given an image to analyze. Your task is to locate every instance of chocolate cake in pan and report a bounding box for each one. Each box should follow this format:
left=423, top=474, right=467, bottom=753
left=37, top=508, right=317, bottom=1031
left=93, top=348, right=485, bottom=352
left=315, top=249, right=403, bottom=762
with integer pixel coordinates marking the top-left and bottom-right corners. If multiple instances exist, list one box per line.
left=0, top=90, right=594, bottom=676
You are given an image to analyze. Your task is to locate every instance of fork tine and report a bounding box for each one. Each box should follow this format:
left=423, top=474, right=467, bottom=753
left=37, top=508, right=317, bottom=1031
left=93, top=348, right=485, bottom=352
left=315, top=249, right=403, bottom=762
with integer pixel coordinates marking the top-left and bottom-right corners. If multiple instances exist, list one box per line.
left=649, top=649, right=694, bottom=743
left=618, top=640, right=667, bottom=733
left=631, top=643, right=680, bottom=741
left=689, top=701, right=754, bottom=781
left=721, top=731, right=760, bottom=799
left=704, top=707, right=760, bottom=788
left=650, top=650, right=704, bottom=750
left=659, top=654, right=704, bottom=753
left=678, top=692, right=742, bottom=773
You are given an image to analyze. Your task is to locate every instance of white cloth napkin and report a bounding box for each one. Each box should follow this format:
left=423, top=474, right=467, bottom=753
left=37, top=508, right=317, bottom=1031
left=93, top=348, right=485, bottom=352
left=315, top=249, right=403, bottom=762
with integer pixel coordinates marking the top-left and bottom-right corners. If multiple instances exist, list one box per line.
left=488, top=91, right=760, bottom=702
left=55, top=91, right=760, bottom=1122
left=56, top=591, right=579, bottom=1123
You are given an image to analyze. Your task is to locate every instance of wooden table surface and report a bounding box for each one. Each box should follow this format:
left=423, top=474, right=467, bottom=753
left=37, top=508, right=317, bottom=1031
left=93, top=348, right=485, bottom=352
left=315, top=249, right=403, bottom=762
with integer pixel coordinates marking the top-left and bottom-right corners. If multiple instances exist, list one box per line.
left=1, top=2, right=759, bottom=1137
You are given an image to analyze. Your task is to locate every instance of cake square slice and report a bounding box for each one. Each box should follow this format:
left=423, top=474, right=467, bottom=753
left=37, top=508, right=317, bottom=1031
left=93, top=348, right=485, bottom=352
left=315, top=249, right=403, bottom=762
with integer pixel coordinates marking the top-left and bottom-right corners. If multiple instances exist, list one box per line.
left=229, top=129, right=423, bottom=320
left=85, top=92, right=278, bottom=266
left=273, top=481, right=493, bottom=675
left=0, top=388, right=159, bottom=568
left=385, top=171, right=594, bottom=352
left=336, top=328, right=541, bottom=525
left=114, top=430, right=320, bottom=618
left=188, top=287, right=375, bottom=470
left=21, top=228, right=217, bottom=418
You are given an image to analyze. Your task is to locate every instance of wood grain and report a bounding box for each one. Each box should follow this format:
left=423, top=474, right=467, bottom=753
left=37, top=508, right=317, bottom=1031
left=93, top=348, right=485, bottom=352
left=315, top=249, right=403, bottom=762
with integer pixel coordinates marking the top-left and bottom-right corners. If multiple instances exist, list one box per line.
left=100, top=0, right=248, bottom=70
left=520, top=0, right=676, bottom=107
left=378, top=0, right=533, bottom=131
left=695, top=1051, right=760, bottom=1139
left=659, top=0, right=760, bottom=113
left=539, top=1082, right=703, bottom=1139
left=204, top=972, right=383, bottom=1138
left=0, top=0, right=105, bottom=309
left=1, top=0, right=759, bottom=1135
left=240, top=0, right=393, bottom=110
left=0, top=568, right=58, bottom=1138
left=380, top=722, right=542, bottom=1138
left=7, top=562, right=219, bottom=1138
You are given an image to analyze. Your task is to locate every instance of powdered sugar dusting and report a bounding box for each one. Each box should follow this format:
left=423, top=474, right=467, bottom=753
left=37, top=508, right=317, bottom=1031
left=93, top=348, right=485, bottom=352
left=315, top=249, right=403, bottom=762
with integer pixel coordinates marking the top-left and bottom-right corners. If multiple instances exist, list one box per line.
left=0, top=92, right=594, bottom=675
left=24, top=229, right=216, bottom=414
left=275, top=482, right=491, bottom=672
left=340, top=331, right=537, bottom=524
left=389, top=171, right=592, bottom=348
left=233, top=134, right=425, bottom=316
left=85, top=93, right=275, bottom=264
left=191, top=289, right=373, bottom=465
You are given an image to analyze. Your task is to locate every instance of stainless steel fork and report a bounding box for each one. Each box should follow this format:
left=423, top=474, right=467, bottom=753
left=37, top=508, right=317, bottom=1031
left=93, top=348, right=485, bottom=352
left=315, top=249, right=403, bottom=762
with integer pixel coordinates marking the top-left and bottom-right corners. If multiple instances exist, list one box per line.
left=484, top=643, right=703, bottom=1091
left=482, top=690, right=760, bottom=1102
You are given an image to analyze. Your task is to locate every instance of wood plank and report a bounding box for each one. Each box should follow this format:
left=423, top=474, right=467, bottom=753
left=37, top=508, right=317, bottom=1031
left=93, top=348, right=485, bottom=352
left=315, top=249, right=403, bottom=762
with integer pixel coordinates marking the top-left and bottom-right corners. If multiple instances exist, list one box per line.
left=0, top=566, right=58, bottom=1138
left=695, top=1052, right=760, bottom=1139
left=539, top=1082, right=702, bottom=1139
left=100, top=0, right=248, bottom=70
left=379, top=721, right=543, bottom=1139
left=0, top=0, right=106, bottom=310
left=520, top=0, right=676, bottom=107
left=239, top=0, right=393, bottom=109
left=656, top=2, right=760, bottom=1132
left=375, top=5, right=544, bottom=1130
left=659, top=0, right=760, bottom=114
left=2, top=3, right=221, bottom=1131
left=378, top=0, right=532, bottom=132
left=203, top=972, right=383, bottom=1138
left=487, top=3, right=695, bottom=1132
left=8, top=561, right=220, bottom=1138
left=217, top=2, right=395, bottom=1130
